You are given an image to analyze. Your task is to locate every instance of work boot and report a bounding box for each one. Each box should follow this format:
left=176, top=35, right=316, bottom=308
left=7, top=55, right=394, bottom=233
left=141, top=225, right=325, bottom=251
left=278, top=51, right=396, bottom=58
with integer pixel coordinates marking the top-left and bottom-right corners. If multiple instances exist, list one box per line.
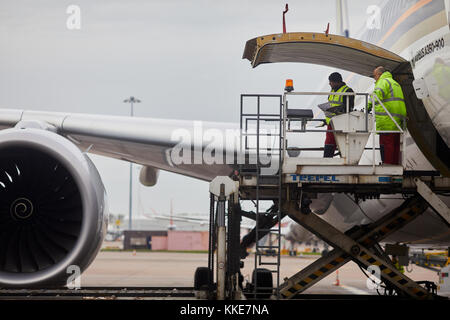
left=323, top=144, right=336, bottom=158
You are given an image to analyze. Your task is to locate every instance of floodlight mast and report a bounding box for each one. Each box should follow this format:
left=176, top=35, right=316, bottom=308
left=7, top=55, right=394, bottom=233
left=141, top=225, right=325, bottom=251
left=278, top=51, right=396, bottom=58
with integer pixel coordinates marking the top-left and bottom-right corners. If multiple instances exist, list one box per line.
left=123, top=96, right=141, bottom=230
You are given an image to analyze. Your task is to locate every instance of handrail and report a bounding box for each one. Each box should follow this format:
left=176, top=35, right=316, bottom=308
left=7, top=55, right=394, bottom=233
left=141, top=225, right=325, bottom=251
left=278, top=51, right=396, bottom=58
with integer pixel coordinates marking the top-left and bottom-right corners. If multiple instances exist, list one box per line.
left=239, top=91, right=406, bottom=170
left=371, top=93, right=404, bottom=133
left=371, top=93, right=405, bottom=168
left=282, top=91, right=406, bottom=168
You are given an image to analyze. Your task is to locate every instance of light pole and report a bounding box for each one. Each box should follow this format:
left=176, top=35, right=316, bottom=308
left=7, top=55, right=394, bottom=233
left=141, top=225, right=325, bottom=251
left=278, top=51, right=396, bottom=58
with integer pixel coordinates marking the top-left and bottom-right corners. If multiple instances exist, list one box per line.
left=123, top=96, right=141, bottom=230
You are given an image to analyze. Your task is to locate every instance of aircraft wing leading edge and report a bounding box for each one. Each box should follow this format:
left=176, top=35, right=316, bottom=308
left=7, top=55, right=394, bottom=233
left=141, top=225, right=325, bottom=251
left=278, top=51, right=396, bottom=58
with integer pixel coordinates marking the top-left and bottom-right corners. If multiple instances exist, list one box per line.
left=0, top=108, right=240, bottom=181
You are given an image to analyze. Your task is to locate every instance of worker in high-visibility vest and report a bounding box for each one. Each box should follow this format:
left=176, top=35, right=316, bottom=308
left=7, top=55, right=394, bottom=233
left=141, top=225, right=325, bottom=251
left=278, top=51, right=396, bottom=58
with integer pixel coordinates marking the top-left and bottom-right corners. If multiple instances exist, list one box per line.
left=392, top=256, right=405, bottom=274
left=324, top=72, right=355, bottom=157
left=431, top=57, right=450, bottom=101
left=367, top=66, right=407, bottom=165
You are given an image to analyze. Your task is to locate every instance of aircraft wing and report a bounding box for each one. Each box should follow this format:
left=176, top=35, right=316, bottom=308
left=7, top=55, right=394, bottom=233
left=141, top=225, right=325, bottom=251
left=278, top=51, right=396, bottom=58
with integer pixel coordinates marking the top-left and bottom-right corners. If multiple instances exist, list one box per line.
left=0, top=108, right=241, bottom=181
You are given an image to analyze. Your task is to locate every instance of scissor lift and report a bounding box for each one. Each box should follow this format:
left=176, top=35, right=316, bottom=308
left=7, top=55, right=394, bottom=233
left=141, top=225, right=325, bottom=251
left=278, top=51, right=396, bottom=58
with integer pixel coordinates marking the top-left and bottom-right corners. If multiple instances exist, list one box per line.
left=235, top=90, right=450, bottom=300
left=280, top=197, right=431, bottom=299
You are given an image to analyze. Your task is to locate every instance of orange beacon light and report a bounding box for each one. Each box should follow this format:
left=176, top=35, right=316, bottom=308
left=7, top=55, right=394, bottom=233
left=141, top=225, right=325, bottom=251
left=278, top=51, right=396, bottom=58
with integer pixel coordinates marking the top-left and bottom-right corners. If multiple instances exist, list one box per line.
left=285, top=79, right=294, bottom=92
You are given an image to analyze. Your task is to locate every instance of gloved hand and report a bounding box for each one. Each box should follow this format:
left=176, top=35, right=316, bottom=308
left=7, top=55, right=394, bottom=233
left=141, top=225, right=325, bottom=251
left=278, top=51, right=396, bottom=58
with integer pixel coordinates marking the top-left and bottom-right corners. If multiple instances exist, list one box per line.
left=315, top=121, right=326, bottom=128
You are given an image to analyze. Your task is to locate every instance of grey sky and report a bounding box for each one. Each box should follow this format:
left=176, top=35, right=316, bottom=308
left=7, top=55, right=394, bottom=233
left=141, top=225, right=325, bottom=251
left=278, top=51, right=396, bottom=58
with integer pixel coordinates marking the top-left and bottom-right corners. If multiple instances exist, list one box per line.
left=0, top=0, right=379, bottom=218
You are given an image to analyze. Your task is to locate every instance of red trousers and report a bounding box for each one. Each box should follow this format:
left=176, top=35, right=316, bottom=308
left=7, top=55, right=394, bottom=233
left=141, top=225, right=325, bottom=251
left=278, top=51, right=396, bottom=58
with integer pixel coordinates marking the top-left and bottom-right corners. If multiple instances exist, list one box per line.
left=324, top=124, right=336, bottom=146
left=324, top=124, right=336, bottom=157
left=379, top=133, right=401, bottom=165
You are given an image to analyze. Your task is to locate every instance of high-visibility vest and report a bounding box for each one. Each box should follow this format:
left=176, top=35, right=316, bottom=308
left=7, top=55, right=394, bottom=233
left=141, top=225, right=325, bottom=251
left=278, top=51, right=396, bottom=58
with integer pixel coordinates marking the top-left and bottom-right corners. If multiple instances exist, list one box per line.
left=326, top=85, right=351, bottom=125
left=432, top=61, right=450, bottom=101
left=394, top=261, right=405, bottom=274
left=368, top=71, right=407, bottom=131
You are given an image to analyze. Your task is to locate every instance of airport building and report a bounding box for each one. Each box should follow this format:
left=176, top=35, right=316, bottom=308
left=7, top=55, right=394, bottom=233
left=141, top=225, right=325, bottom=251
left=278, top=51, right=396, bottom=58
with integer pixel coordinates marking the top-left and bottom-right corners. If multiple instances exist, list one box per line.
left=119, top=216, right=210, bottom=251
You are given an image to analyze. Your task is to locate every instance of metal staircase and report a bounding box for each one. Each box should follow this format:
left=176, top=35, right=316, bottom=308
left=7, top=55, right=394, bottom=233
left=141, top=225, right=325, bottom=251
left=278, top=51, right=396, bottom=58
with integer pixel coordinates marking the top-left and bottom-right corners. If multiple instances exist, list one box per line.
left=240, top=94, right=284, bottom=298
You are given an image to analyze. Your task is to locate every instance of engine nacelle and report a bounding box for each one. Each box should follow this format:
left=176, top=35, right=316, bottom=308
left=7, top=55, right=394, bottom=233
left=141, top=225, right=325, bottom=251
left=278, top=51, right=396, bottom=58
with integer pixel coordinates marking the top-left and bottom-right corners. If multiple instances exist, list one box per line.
left=139, top=166, right=159, bottom=187
left=309, top=193, right=334, bottom=215
left=285, top=223, right=315, bottom=243
left=0, top=127, right=108, bottom=287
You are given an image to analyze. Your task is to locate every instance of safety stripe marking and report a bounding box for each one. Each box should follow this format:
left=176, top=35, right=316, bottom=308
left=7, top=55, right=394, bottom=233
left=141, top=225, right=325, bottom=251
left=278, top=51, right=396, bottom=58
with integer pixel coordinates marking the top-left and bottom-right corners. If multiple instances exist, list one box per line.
left=396, top=217, right=406, bottom=224
left=293, top=284, right=302, bottom=291
left=288, top=288, right=297, bottom=294
left=313, top=271, right=323, bottom=277
left=388, top=271, right=397, bottom=278
left=320, top=267, right=329, bottom=273
left=308, top=273, right=318, bottom=280
left=384, top=78, right=394, bottom=99
left=360, top=253, right=370, bottom=260
left=387, top=222, right=398, bottom=230
left=393, top=275, right=402, bottom=282
left=358, top=250, right=425, bottom=296
left=403, top=212, right=414, bottom=219
left=286, top=257, right=350, bottom=296
left=330, top=260, right=339, bottom=266
left=281, top=203, right=430, bottom=299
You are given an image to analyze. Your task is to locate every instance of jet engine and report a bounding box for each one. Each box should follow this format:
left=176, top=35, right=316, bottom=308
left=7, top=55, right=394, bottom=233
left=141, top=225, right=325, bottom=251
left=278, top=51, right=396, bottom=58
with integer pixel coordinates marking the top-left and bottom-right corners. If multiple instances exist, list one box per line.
left=0, top=126, right=108, bottom=287
left=285, top=223, right=315, bottom=243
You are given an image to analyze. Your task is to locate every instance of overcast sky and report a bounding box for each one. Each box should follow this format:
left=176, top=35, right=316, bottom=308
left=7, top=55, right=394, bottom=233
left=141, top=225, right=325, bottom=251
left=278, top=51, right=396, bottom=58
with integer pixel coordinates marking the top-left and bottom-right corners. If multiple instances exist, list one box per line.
left=0, top=0, right=381, bottom=219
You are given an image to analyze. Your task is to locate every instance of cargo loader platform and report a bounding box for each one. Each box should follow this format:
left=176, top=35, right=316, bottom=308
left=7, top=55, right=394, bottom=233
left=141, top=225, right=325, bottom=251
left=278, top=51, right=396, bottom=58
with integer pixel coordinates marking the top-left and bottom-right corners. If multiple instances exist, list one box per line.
left=200, top=91, right=450, bottom=300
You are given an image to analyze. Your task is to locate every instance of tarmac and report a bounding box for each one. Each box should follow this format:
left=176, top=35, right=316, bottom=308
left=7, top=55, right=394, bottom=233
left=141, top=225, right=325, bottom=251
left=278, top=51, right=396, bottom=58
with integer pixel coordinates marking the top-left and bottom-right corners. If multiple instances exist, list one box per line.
left=80, top=249, right=449, bottom=296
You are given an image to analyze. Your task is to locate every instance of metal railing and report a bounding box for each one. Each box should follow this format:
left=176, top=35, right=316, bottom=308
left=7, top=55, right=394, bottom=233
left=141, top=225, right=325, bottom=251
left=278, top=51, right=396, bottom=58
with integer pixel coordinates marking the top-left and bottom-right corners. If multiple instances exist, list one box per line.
left=370, top=93, right=405, bottom=169
left=282, top=91, right=406, bottom=169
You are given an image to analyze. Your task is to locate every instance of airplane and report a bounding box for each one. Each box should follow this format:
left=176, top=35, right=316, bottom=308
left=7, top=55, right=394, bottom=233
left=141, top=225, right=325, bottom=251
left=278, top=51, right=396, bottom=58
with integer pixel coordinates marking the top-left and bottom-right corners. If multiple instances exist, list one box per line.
left=142, top=202, right=292, bottom=246
left=281, top=0, right=450, bottom=250
left=0, top=0, right=449, bottom=288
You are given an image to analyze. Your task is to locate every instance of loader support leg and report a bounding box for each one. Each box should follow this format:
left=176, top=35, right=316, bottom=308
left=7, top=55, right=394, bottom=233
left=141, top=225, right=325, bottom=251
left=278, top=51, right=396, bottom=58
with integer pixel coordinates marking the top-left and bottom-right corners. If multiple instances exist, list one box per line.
left=280, top=197, right=435, bottom=299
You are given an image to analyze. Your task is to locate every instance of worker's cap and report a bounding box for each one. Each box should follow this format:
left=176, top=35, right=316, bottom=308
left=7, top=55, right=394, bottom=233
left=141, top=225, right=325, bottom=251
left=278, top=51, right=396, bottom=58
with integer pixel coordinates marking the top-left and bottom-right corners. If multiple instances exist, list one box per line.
left=328, top=72, right=342, bottom=82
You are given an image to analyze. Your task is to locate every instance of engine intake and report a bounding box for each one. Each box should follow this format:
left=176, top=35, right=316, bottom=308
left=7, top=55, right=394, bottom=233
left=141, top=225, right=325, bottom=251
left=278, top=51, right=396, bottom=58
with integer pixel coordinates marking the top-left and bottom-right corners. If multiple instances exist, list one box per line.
left=0, top=128, right=107, bottom=287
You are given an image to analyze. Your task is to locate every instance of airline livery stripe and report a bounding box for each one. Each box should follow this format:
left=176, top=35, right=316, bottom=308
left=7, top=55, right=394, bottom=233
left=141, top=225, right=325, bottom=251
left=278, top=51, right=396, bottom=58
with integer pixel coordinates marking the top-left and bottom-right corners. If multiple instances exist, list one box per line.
left=377, top=0, right=433, bottom=46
